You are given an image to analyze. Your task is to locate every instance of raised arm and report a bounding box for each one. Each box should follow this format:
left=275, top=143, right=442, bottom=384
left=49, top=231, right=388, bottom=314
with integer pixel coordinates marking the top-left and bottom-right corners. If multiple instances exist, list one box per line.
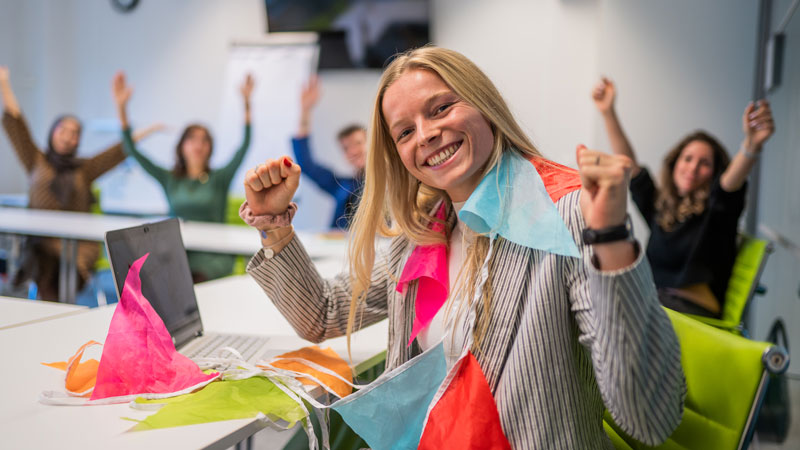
left=296, top=75, right=319, bottom=139
left=83, top=124, right=166, bottom=182
left=218, top=74, right=254, bottom=183
left=1, top=66, right=42, bottom=172
left=0, top=66, right=21, bottom=118
left=242, top=155, right=390, bottom=341
left=719, top=100, right=775, bottom=192
left=561, top=189, right=684, bottom=445
left=592, top=77, right=641, bottom=177
left=111, top=71, right=170, bottom=186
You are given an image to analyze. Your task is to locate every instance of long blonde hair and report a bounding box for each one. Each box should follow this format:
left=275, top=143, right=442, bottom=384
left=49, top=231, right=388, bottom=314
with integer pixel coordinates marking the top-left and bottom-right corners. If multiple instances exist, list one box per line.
left=347, top=46, right=542, bottom=353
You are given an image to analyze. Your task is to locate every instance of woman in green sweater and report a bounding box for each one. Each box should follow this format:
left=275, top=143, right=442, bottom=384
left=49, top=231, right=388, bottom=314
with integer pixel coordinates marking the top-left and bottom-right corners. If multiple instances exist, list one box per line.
left=112, top=71, right=254, bottom=282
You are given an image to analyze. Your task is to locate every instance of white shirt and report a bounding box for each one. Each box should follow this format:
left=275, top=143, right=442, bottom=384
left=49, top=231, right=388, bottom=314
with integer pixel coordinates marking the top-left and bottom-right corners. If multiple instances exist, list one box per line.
left=417, top=201, right=470, bottom=367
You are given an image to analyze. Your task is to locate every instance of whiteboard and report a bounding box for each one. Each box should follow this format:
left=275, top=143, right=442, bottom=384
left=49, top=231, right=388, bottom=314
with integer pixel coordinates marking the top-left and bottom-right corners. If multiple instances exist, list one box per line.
left=214, top=43, right=331, bottom=231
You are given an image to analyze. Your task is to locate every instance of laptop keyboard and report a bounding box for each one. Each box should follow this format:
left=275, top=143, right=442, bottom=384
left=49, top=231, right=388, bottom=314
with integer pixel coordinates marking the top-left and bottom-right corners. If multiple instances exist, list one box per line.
left=183, top=334, right=269, bottom=362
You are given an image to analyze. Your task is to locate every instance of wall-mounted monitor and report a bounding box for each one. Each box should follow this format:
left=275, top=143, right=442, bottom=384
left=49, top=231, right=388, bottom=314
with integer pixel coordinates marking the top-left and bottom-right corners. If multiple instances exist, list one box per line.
left=265, top=0, right=430, bottom=69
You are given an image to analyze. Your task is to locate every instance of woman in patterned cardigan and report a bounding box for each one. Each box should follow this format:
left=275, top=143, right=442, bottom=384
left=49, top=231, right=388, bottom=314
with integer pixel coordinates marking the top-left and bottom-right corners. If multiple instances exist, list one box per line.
left=0, top=66, right=157, bottom=301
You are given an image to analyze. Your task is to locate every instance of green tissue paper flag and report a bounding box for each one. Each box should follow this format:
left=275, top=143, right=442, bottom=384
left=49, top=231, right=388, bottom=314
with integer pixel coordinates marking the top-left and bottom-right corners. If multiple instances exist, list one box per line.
left=128, top=377, right=307, bottom=431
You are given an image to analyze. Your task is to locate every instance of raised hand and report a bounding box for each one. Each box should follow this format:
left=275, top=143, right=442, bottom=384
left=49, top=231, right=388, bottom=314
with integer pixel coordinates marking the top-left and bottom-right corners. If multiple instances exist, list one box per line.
left=132, top=123, right=167, bottom=142
left=111, top=71, right=133, bottom=107
left=0, top=65, right=21, bottom=117
left=244, top=157, right=302, bottom=216
left=591, top=77, right=615, bottom=114
left=576, top=144, right=632, bottom=230
left=240, top=73, right=255, bottom=101
left=743, top=100, right=775, bottom=152
left=300, top=75, right=321, bottom=114
left=576, top=144, right=636, bottom=269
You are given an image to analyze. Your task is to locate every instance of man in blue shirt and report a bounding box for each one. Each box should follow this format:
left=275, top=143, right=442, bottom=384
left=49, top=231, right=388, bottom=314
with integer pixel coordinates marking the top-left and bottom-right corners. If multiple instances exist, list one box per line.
left=292, top=76, right=365, bottom=230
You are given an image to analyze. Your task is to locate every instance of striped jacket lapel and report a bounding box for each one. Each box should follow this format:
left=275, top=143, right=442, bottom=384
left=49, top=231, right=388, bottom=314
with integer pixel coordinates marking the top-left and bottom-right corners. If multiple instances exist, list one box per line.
left=469, top=237, right=532, bottom=392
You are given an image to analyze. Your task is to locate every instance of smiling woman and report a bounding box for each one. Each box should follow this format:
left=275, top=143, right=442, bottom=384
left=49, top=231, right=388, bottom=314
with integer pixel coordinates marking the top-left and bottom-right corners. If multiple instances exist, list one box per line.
left=592, top=77, right=775, bottom=317
left=239, top=46, right=685, bottom=449
left=111, top=71, right=255, bottom=282
left=382, top=69, right=495, bottom=202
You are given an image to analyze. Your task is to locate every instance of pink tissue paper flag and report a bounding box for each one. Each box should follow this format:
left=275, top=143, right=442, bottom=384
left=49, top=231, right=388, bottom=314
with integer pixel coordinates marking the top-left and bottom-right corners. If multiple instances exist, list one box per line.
left=90, top=253, right=218, bottom=401
left=397, top=203, right=449, bottom=346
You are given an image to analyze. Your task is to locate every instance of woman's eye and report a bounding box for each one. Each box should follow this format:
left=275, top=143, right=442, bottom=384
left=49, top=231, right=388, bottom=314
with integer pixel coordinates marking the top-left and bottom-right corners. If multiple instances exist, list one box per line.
left=397, top=129, right=412, bottom=141
left=435, top=103, right=452, bottom=115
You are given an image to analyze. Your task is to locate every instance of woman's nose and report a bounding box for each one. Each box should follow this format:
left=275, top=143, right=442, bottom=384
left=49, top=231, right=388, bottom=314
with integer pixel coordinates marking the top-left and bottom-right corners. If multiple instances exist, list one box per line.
left=416, top=120, right=441, bottom=147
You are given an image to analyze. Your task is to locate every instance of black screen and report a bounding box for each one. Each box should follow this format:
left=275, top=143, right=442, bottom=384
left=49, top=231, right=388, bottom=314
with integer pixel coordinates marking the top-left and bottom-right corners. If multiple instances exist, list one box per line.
left=105, top=218, right=202, bottom=346
left=265, top=0, right=430, bottom=69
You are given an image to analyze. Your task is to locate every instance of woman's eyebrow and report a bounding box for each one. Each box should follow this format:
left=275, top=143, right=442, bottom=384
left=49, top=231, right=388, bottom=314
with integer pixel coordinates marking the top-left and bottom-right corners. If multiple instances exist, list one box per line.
left=387, top=90, right=456, bottom=134
left=424, top=91, right=455, bottom=109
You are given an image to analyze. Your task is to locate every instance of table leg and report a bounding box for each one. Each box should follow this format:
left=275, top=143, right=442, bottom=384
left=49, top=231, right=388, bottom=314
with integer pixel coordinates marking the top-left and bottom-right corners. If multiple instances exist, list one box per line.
left=59, top=238, right=78, bottom=303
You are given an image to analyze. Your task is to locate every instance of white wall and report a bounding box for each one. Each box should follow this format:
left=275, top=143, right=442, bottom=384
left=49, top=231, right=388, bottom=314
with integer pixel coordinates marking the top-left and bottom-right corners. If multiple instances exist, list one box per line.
left=751, top=0, right=800, bottom=369
left=0, top=0, right=375, bottom=230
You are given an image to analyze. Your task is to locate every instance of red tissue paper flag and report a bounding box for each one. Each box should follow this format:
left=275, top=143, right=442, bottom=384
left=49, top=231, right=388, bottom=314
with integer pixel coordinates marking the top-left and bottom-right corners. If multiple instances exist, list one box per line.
left=418, top=352, right=511, bottom=450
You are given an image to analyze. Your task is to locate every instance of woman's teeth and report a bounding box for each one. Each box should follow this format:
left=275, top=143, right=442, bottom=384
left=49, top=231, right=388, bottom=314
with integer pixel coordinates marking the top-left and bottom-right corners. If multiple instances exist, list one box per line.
left=426, top=142, right=461, bottom=166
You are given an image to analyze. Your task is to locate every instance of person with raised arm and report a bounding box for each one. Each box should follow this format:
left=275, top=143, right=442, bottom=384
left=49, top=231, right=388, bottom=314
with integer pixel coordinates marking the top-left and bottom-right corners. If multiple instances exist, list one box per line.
left=112, top=71, right=255, bottom=282
left=292, top=76, right=365, bottom=230
left=592, top=77, right=775, bottom=317
left=0, top=66, right=158, bottom=301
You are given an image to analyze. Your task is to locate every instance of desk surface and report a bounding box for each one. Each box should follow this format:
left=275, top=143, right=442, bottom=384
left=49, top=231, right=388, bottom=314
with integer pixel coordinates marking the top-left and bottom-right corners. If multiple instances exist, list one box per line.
left=1, top=272, right=387, bottom=450
left=0, top=296, right=87, bottom=330
left=0, top=206, right=347, bottom=260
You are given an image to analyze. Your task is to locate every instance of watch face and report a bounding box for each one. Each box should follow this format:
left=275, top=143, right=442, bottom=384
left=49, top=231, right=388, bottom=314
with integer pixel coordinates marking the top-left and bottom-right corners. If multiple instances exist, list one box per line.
left=111, top=0, right=139, bottom=13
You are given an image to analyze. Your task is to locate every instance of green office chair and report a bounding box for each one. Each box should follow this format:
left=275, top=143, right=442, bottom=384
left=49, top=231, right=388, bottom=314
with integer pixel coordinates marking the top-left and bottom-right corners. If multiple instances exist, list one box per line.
left=226, top=196, right=248, bottom=275
left=604, top=308, right=789, bottom=450
left=91, top=185, right=111, bottom=272
left=686, top=235, right=773, bottom=336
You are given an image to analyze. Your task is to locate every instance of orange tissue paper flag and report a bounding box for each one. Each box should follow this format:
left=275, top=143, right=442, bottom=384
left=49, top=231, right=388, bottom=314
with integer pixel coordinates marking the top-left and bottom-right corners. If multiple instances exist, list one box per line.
left=90, top=253, right=218, bottom=401
left=42, top=340, right=102, bottom=397
left=268, top=346, right=353, bottom=398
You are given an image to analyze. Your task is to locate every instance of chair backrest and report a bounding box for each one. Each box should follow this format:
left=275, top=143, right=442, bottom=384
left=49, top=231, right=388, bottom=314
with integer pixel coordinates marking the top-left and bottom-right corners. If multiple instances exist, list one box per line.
left=721, top=235, right=772, bottom=329
left=226, top=196, right=248, bottom=227
left=604, top=308, right=789, bottom=450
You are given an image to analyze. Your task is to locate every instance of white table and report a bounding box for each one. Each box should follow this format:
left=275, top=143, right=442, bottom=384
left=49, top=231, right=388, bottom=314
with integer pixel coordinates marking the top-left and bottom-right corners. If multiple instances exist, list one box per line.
left=0, top=296, right=87, bottom=330
left=0, top=274, right=387, bottom=450
left=0, top=206, right=347, bottom=302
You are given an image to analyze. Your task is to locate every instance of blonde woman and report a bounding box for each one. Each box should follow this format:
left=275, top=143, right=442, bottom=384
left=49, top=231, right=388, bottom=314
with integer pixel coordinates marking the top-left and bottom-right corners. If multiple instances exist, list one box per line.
left=240, top=48, right=684, bottom=448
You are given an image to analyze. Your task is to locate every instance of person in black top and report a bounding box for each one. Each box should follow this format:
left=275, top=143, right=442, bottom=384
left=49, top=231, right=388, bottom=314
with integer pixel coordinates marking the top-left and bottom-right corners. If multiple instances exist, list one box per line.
left=592, top=77, right=775, bottom=317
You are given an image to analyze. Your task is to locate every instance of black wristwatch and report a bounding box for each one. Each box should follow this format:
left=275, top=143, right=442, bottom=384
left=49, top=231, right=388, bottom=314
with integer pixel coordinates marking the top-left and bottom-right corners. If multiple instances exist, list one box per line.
left=582, top=215, right=632, bottom=245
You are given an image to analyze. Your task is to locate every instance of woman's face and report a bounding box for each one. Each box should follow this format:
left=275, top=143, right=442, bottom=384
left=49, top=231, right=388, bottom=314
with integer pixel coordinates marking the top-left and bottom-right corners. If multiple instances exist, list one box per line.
left=181, top=128, right=211, bottom=168
left=672, top=140, right=715, bottom=196
left=382, top=69, right=494, bottom=202
left=51, top=118, right=81, bottom=155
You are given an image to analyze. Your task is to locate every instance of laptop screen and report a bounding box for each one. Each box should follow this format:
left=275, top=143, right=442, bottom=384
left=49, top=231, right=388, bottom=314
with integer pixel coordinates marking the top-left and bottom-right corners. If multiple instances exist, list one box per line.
left=104, top=218, right=203, bottom=347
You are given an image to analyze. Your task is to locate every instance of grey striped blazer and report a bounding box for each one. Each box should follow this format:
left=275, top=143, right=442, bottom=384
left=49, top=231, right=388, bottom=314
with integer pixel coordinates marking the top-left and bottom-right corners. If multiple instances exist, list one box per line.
left=248, top=190, right=685, bottom=449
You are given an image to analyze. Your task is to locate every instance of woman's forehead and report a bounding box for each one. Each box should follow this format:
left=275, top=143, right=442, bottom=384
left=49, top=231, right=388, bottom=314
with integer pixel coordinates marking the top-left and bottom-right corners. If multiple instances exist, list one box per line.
left=57, top=118, right=81, bottom=131
left=681, top=140, right=714, bottom=158
left=382, top=69, right=452, bottom=123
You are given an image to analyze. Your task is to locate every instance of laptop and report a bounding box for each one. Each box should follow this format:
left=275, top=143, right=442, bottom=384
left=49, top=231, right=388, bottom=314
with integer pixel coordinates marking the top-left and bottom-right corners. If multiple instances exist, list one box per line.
left=104, top=218, right=271, bottom=363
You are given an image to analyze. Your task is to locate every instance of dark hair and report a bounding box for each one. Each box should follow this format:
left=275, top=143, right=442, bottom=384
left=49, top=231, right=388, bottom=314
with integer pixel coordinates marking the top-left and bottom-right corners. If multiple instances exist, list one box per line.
left=172, top=124, right=213, bottom=178
left=655, top=130, right=731, bottom=230
left=46, top=115, right=82, bottom=155
left=336, top=124, right=366, bottom=141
